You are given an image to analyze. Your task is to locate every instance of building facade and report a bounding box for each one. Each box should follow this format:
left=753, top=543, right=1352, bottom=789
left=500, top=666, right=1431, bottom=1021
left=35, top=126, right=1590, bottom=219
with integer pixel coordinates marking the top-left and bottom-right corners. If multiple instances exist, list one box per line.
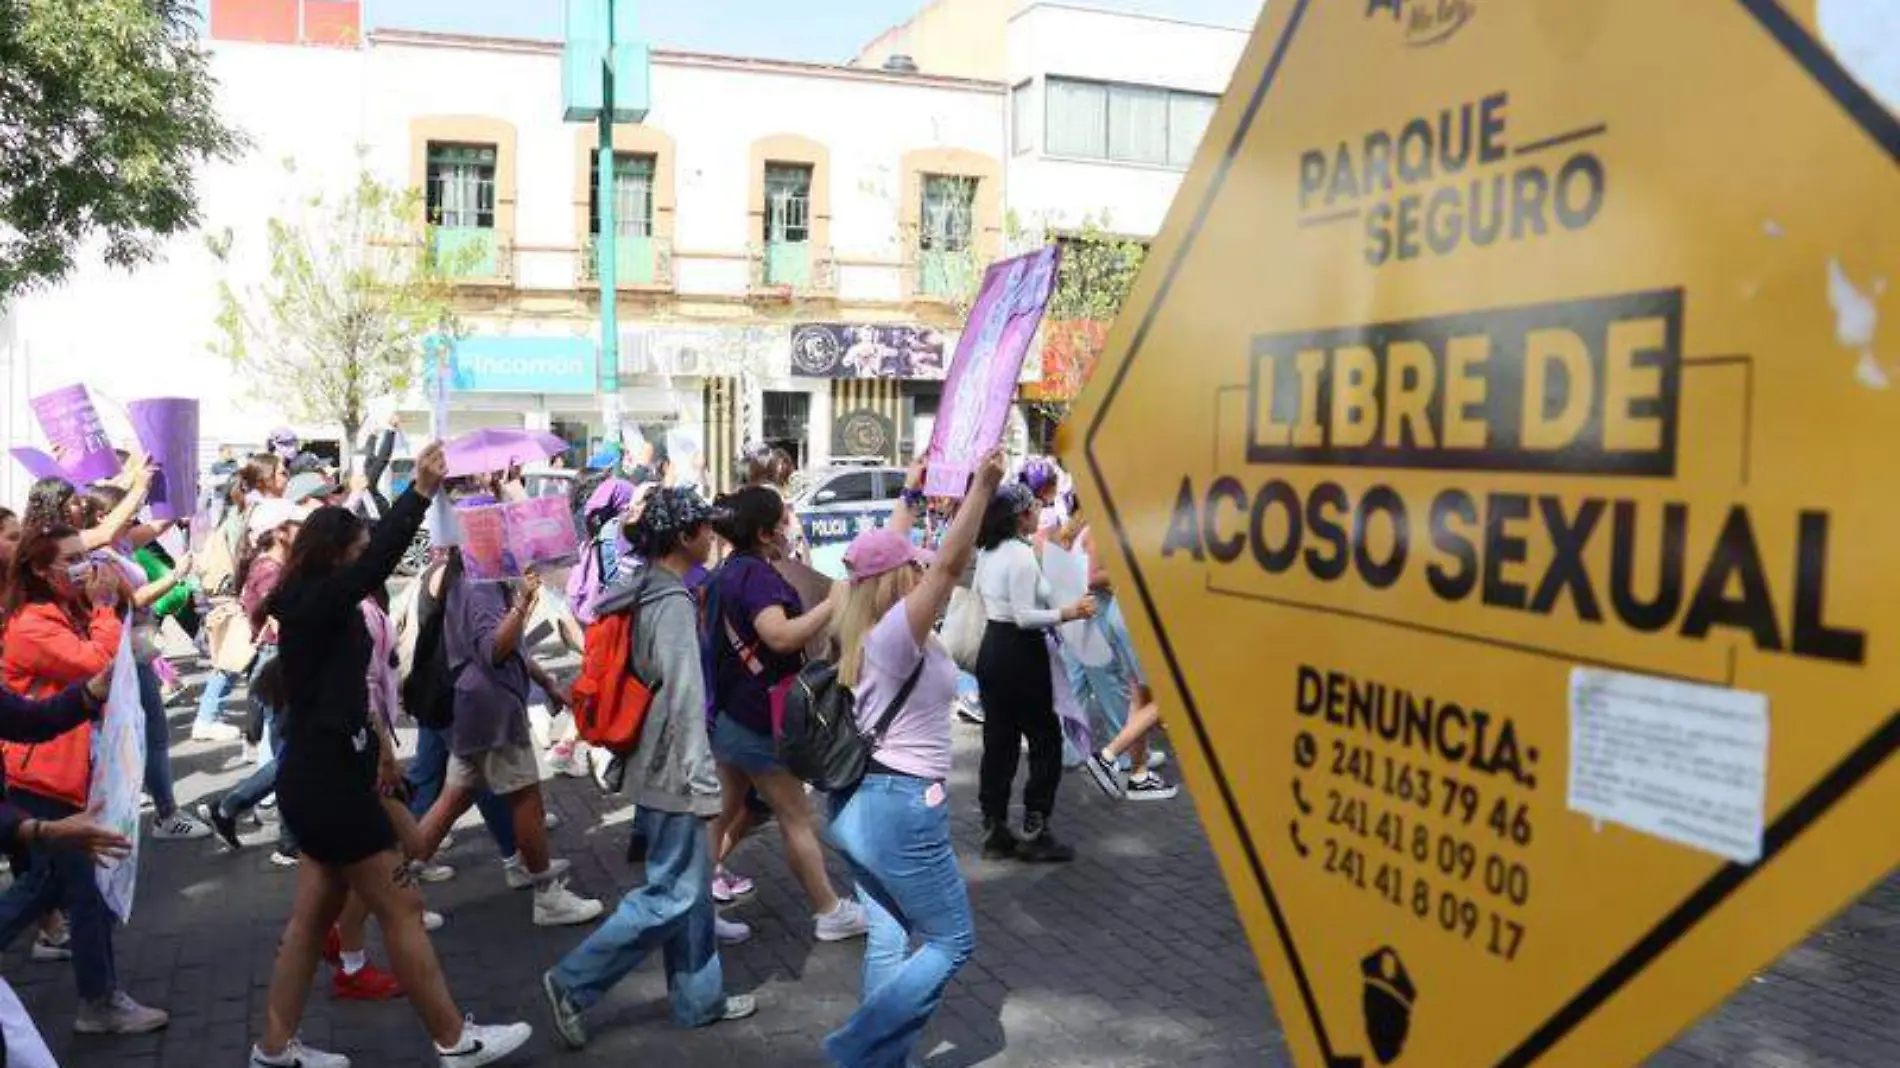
left=0, top=0, right=1252, bottom=503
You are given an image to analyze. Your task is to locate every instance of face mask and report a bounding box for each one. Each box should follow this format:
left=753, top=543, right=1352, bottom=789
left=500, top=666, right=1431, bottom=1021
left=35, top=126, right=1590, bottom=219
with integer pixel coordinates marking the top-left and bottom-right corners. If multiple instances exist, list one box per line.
left=64, top=562, right=92, bottom=584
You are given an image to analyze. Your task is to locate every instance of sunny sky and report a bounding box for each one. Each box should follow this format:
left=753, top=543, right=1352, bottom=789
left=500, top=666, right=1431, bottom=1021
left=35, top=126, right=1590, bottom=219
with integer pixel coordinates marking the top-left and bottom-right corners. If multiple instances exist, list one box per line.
left=344, top=0, right=1264, bottom=63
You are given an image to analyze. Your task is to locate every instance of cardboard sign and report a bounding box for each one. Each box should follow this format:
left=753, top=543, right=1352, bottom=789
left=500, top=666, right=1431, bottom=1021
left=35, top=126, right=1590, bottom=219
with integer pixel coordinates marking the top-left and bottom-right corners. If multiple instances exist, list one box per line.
left=458, top=497, right=581, bottom=582
left=126, top=398, right=199, bottom=522
left=1062, top=4, right=1900, bottom=1066
left=925, top=245, right=1060, bottom=498
left=30, top=384, right=116, bottom=483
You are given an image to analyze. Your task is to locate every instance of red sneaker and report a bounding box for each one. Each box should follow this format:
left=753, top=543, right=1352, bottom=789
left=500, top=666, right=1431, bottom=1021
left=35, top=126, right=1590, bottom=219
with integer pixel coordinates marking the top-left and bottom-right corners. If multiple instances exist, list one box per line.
left=332, top=962, right=404, bottom=1001
left=322, top=927, right=341, bottom=967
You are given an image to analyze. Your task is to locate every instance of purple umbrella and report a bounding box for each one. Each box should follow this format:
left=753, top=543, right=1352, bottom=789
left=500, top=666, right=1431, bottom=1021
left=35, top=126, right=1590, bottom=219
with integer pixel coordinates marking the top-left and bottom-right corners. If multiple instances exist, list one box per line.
left=443, top=428, right=568, bottom=478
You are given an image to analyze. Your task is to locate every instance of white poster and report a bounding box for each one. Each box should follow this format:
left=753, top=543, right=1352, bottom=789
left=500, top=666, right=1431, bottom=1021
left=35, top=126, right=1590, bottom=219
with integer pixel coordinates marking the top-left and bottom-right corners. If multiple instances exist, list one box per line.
left=88, top=631, right=144, bottom=922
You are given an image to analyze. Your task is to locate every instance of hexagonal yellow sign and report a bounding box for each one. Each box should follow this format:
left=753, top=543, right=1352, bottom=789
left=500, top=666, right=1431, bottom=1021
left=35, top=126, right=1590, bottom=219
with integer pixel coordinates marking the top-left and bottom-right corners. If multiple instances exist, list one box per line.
left=1063, top=3, right=1898, bottom=1066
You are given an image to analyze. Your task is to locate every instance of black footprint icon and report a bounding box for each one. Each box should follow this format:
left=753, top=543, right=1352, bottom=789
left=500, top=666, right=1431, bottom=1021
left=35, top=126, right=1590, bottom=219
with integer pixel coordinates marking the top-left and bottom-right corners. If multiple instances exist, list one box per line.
left=1361, top=946, right=1416, bottom=1065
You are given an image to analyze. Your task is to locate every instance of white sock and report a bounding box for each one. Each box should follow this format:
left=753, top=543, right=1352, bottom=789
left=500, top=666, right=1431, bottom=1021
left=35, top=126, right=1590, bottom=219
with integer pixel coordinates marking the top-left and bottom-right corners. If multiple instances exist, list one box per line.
left=252, top=1046, right=297, bottom=1066
left=340, top=949, right=367, bottom=975
left=437, top=1026, right=475, bottom=1053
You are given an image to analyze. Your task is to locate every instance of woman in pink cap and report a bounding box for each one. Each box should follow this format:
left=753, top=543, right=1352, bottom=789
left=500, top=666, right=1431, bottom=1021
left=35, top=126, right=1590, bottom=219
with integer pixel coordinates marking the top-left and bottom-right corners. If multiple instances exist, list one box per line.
left=821, top=447, right=1005, bottom=1067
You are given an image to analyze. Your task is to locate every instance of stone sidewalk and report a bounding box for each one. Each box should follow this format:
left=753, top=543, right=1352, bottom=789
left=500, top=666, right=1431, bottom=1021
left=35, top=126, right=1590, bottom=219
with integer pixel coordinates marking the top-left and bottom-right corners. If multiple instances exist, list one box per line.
left=9, top=676, right=1897, bottom=1067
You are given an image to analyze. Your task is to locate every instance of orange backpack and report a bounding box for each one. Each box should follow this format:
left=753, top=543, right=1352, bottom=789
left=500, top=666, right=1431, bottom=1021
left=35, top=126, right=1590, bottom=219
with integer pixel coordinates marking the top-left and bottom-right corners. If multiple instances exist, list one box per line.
left=571, top=600, right=656, bottom=755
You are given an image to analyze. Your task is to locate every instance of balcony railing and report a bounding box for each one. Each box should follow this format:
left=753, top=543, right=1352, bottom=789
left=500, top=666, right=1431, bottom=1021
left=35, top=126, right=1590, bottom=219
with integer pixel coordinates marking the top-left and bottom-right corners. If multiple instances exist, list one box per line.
left=579, top=233, right=671, bottom=288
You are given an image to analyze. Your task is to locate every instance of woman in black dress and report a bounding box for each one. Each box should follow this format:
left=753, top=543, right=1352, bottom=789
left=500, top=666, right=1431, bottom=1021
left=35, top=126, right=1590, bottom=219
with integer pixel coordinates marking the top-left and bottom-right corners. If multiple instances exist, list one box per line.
left=249, top=442, right=531, bottom=1068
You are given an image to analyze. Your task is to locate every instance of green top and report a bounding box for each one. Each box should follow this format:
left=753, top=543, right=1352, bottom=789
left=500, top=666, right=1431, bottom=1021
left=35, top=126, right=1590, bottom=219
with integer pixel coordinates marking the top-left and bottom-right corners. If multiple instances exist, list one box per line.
left=133, top=546, right=195, bottom=619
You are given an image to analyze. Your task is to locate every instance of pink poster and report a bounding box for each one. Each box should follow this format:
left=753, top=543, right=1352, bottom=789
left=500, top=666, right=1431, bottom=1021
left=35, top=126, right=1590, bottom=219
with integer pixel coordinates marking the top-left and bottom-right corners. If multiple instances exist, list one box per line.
left=925, top=245, right=1061, bottom=498
left=126, top=398, right=199, bottom=522
left=457, top=498, right=580, bottom=583
left=29, top=384, right=117, bottom=483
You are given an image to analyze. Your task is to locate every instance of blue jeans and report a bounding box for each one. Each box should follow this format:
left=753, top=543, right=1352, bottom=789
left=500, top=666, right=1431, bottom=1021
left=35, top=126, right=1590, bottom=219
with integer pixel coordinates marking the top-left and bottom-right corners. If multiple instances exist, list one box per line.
left=825, top=775, right=975, bottom=1068
left=0, top=793, right=118, bottom=1001
left=1064, top=595, right=1142, bottom=759
left=135, top=663, right=177, bottom=818
left=195, top=668, right=235, bottom=727
left=549, top=808, right=726, bottom=1026
left=221, top=650, right=295, bottom=851
left=405, top=725, right=517, bottom=858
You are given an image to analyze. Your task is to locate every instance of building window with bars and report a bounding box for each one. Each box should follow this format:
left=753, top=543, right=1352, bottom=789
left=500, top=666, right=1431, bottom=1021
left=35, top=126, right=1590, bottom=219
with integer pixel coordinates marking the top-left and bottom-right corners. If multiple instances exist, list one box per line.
left=1044, top=78, right=1217, bottom=169
left=425, top=142, right=499, bottom=276
left=586, top=151, right=657, bottom=285
left=918, top=174, right=977, bottom=297
left=763, top=163, right=813, bottom=287
left=762, top=391, right=812, bottom=467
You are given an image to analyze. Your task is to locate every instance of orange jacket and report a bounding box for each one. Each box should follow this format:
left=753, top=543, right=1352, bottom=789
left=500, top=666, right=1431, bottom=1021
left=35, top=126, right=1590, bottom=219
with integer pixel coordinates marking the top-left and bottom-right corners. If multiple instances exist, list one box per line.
left=1, top=603, right=123, bottom=808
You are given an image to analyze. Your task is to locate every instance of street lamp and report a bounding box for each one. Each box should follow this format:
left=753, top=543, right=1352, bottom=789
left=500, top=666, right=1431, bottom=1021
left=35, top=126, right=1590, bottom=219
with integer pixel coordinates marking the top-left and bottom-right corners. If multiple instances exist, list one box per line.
left=564, top=0, right=650, bottom=441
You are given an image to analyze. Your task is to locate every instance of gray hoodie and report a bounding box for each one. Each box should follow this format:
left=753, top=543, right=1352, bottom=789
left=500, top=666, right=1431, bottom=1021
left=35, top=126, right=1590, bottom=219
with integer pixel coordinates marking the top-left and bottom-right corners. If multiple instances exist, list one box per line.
left=592, top=565, right=721, bottom=817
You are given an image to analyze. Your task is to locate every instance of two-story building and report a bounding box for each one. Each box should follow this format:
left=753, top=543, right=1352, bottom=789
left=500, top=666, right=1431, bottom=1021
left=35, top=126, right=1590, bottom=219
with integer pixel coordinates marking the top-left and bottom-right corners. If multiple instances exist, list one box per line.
left=0, top=0, right=1253, bottom=503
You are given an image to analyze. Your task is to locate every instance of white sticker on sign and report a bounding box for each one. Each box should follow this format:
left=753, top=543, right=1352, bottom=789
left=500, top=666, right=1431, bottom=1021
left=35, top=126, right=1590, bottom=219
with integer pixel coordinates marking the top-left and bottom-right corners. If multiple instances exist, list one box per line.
left=1567, top=667, right=1769, bottom=864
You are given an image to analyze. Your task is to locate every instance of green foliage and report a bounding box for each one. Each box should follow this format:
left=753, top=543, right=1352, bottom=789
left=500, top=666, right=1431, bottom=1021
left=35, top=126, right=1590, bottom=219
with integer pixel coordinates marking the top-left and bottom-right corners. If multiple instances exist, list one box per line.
left=0, top=0, right=244, bottom=295
left=1015, top=213, right=1149, bottom=408
left=209, top=158, right=468, bottom=449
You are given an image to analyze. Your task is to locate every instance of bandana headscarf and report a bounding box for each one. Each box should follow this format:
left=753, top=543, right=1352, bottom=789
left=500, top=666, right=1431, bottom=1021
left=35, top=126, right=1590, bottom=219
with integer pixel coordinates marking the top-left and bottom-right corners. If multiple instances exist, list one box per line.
left=628, top=486, right=713, bottom=559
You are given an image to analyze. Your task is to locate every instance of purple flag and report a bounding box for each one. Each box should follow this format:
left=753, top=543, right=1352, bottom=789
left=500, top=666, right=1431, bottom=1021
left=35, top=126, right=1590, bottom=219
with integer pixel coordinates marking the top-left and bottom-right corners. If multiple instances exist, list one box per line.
left=29, top=384, right=118, bottom=483
left=925, top=245, right=1061, bottom=498
left=10, top=447, right=67, bottom=482
left=126, top=399, right=200, bottom=521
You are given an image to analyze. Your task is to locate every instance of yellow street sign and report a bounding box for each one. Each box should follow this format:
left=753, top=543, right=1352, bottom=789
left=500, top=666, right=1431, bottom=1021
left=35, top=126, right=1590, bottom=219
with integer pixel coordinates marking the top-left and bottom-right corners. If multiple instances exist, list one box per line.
left=1062, top=2, right=1898, bottom=1066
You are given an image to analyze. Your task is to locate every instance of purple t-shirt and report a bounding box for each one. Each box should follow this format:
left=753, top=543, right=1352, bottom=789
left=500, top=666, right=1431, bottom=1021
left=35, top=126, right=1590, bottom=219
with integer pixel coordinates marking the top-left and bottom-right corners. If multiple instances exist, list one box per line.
left=856, top=601, right=956, bottom=782
left=710, top=554, right=803, bottom=734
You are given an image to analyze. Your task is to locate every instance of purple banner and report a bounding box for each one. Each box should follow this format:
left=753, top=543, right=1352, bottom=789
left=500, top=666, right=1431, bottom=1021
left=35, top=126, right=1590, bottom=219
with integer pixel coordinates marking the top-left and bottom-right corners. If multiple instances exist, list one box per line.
left=10, top=447, right=67, bottom=482
left=790, top=324, right=950, bottom=380
left=30, top=384, right=117, bottom=483
left=925, top=246, right=1060, bottom=498
left=126, top=399, right=200, bottom=521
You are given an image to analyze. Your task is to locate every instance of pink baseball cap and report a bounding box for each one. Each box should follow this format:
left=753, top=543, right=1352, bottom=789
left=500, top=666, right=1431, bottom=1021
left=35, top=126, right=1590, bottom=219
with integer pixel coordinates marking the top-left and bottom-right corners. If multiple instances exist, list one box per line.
left=843, top=528, right=934, bottom=581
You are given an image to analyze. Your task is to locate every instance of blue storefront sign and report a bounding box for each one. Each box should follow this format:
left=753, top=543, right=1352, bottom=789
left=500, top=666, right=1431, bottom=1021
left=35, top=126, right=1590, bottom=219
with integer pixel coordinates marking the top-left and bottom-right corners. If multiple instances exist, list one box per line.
left=429, top=336, right=597, bottom=394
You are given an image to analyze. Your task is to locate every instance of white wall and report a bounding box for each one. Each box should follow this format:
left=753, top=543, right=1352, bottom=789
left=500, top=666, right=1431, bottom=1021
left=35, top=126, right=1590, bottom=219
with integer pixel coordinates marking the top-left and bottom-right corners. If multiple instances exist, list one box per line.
left=1003, top=2, right=1249, bottom=237
left=1, top=35, right=1005, bottom=462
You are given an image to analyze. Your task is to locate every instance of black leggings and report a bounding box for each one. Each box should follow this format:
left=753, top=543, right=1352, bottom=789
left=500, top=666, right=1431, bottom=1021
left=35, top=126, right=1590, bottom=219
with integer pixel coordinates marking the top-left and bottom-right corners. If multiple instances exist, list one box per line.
left=975, top=621, right=1062, bottom=822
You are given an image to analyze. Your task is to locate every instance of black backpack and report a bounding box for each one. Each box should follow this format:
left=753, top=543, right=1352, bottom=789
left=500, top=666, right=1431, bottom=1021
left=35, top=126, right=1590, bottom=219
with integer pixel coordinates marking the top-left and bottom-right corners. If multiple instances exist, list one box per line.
left=401, top=561, right=461, bottom=730
left=775, top=657, right=924, bottom=793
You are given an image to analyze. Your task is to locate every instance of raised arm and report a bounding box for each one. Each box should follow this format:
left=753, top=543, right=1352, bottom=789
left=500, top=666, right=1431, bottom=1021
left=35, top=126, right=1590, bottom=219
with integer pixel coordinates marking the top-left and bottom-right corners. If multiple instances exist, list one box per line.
left=327, top=442, right=443, bottom=608
left=890, top=457, right=926, bottom=539
left=904, top=449, right=1004, bottom=645
left=80, top=459, right=153, bottom=551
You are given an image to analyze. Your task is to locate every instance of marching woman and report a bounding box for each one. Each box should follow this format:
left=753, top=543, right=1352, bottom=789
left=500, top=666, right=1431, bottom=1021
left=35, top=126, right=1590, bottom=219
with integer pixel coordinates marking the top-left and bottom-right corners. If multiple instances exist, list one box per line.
left=248, top=442, right=531, bottom=1068
left=0, top=525, right=169, bottom=1035
left=822, top=448, right=1002, bottom=1067
left=973, top=482, right=1095, bottom=863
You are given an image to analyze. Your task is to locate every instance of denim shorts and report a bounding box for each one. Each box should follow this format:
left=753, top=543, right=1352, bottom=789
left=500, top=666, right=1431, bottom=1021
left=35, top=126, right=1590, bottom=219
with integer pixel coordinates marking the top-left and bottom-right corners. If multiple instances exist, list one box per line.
left=711, top=713, right=783, bottom=776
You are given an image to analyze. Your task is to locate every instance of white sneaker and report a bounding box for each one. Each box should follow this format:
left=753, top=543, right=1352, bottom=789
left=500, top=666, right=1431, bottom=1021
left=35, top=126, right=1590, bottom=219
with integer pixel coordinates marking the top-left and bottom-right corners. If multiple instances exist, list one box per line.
left=503, top=854, right=570, bottom=891
left=269, top=850, right=300, bottom=868
left=439, top=831, right=457, bottom=852
left=150, top=811, right=211, bottom=841
left=31, top=930, right=72, bottom=962
left=73, top=990, right=168, bottom=1034
left=415, top=861, right=457, bottom=884
left=436, top=1018, right=532, bottom=1067
left=423, top=910, right=446, bottom=932
left=814, top=897, right=870, bottom=942
left=190, top=721, right=242, bottom=743
left=252, top=1037, right=350, bottom=1067
left=533, top=879, right=604, bottom=928
left=714, top=915, right=752, bottom=946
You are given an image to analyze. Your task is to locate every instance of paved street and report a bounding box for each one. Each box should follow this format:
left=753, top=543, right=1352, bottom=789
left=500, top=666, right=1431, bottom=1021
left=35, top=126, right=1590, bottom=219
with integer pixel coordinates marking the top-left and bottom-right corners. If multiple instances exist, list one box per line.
left=8, top=674, right=1895, bottom=1068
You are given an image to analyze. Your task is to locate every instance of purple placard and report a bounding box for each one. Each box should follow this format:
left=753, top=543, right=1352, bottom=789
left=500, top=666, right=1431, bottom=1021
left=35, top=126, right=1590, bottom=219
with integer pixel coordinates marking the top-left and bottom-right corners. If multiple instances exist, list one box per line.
left=924, top=246, right=1061, bottom=498
left=30, top=384, right=117, bottom=483
left=10, top=447, right=67, bottom=481
left=126, top=398, right=200, bottom=521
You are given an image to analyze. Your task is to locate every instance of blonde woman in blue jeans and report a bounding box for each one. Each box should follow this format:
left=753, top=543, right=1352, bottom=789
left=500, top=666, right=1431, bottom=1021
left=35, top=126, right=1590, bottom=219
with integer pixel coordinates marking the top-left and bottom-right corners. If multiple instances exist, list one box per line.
left=824, top=449, right=1003, bottom=1067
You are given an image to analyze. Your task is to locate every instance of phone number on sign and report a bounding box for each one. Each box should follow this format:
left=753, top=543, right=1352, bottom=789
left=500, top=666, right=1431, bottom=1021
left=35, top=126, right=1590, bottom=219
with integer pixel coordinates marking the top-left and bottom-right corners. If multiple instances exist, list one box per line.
left=1331, top=741, right=1535, bottom=847
left=1321, top=838, right=1526, bottom=962
left=1326, top=790, right=1532, bottom=907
